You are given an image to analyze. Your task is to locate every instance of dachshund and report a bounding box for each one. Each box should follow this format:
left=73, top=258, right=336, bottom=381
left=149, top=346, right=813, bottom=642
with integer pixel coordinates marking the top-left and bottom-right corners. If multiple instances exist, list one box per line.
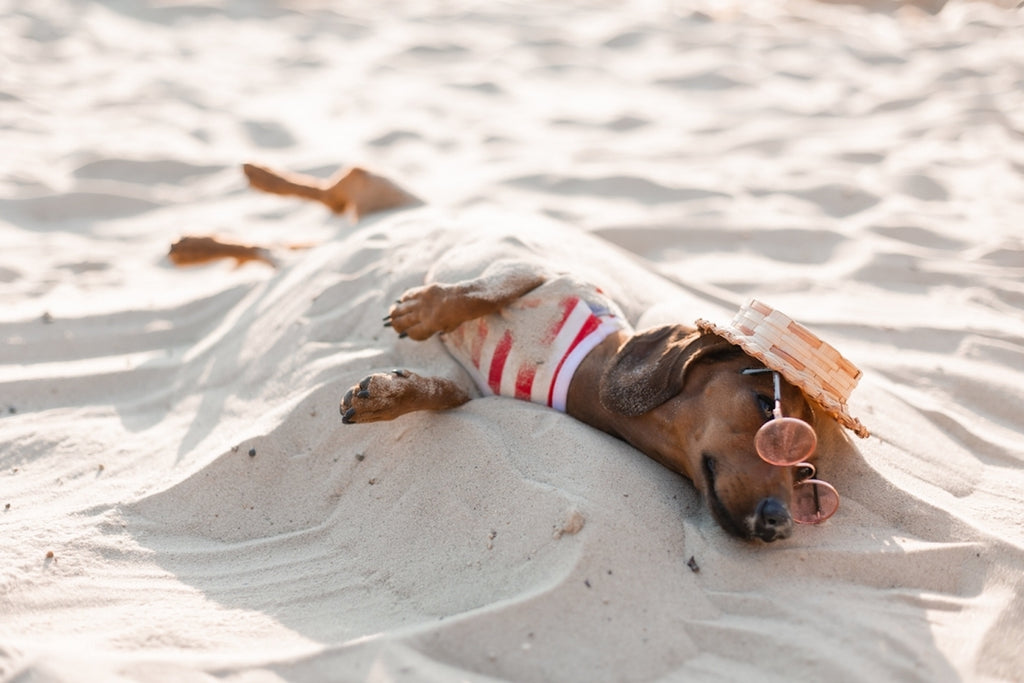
left=241, top=162, right=863, bottom=543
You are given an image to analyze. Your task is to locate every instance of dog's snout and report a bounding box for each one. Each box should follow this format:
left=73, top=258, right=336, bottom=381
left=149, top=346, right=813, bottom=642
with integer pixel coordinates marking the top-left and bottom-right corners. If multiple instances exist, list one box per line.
left=753, top=498, right=793, bottom=542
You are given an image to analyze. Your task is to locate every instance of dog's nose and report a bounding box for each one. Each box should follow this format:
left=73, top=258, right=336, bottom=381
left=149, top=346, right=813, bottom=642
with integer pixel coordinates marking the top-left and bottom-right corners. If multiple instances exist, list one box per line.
left=753, top=498, right=793, bottom=542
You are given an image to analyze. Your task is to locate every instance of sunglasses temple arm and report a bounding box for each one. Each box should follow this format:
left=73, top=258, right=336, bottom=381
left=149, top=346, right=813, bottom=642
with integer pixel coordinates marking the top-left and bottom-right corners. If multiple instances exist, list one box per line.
left=772, top=371, right=783, bottom=420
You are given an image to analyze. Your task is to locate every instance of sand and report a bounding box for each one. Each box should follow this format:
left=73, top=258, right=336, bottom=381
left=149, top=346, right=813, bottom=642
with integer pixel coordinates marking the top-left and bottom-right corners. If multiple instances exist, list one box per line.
left=2, top=1, right=1024, bottom=681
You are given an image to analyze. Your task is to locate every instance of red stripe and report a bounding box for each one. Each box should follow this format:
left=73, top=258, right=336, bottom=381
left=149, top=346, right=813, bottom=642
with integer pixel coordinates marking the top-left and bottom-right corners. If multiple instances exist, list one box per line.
left=451, top=325, right=466, bottom=346
left=547, top=313, right=601, bottom=406
left=470, top=318, right=488, bottom=368
left=488, top=330, right=513, bottom=394
left=544, top=296, right=580, bottom=344
left=515, top=364, right=536, bottom=401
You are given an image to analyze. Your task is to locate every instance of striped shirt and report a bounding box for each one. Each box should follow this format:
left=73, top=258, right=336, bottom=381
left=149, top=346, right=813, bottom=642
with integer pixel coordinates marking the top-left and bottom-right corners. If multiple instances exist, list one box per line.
left=440, top=275, right=632, bottom=412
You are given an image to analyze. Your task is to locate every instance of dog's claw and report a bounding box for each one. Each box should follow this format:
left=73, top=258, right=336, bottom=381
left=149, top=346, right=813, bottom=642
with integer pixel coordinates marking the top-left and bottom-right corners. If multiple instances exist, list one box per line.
left=357, top=390, right=370, bottom=399
left=343, top=388, right=354, bottom=406
left=392, top=368, right=409, bottom=377
left=398, top=332, right=408, bottom=339
left=342, top=407, right=356, bottom=424
left=358, top=377, right=371, bottom=391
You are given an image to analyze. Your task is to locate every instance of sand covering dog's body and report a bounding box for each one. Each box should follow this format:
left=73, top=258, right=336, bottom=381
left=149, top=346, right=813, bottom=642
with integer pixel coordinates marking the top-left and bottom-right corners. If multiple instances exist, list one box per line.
left=240, top=162, right=867, bottom=543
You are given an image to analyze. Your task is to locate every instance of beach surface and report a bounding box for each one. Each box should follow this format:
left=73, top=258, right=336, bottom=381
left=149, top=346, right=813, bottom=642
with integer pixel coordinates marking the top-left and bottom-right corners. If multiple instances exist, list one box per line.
left=2, top=1, right=1024, bottom=681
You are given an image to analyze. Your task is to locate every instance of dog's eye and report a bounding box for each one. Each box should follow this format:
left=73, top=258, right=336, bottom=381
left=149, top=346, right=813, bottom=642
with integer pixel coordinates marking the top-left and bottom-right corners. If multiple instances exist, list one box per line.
left=702, top=453, right=717, bottom=480
left=756, top=394, right=774, bottom=421
left=794, top=463, right=816, bottom=482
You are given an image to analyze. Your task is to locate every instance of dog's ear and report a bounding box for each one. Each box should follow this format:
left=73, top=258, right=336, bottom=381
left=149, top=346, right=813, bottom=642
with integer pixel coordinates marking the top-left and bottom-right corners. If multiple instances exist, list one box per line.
left=599, top=327, right=735, bottom=416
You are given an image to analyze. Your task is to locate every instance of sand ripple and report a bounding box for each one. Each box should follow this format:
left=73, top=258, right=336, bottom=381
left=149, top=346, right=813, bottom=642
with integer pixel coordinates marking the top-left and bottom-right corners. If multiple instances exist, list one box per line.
left=2, top=2, right=1023, bottom=682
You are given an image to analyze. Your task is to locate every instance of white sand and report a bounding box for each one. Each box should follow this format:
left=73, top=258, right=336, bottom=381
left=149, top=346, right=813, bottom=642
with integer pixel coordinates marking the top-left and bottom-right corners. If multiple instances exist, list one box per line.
left=3, top=1, right=1024, bottom=681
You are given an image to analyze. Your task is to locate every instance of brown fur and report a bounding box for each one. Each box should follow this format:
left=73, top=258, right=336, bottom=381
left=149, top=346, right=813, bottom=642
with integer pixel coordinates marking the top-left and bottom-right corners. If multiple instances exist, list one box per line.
left=242, top=163, right=421, bottom=220
left=168, top=235, right=276, bottom=267
left=246, top=162, right=823, bottom=543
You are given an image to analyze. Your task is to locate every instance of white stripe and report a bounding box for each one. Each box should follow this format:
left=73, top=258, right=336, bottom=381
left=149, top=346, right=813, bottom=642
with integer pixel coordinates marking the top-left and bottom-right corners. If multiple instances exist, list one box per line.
left=530, top=300, right=590, bottom=404
left=464, top=360, right=493, bottom=397
left=475, top=327, right=502, bottom=395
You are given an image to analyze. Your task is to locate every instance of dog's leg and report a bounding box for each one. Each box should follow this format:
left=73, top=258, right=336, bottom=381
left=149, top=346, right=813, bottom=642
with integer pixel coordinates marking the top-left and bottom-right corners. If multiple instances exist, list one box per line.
left=386, top=261, right=548, bottom=341
left=340, top=369, right=470, bottom=423
left=242, top=163, right=421, bottom=219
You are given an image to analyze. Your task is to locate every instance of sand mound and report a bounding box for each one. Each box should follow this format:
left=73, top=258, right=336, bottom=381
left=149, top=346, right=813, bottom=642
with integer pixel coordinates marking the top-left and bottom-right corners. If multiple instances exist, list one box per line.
left=2, top=2, right=1023, bottom=681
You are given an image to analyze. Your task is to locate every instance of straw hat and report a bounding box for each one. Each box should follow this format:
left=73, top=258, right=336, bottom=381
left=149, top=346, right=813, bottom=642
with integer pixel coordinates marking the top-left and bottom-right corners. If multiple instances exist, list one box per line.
left=696, top=299, right=869, bottom=438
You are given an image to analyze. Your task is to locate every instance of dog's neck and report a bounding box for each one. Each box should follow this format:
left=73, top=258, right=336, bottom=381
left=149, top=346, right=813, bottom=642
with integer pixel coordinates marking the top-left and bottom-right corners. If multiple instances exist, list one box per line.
left=566, top=331, right=695, bottom=480
left=564, top=331, right=621, bottom=428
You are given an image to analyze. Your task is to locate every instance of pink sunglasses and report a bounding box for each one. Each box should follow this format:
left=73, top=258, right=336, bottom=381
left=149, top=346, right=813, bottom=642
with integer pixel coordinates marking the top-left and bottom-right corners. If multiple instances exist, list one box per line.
left=743, top=368, right=839, bottom=524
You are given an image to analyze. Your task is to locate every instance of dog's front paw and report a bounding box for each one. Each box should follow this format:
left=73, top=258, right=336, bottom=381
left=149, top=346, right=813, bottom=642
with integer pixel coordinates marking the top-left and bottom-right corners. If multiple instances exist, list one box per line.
left=384, top=284, right=458, bottom=341
left=340, top=369, right=413, bottom=423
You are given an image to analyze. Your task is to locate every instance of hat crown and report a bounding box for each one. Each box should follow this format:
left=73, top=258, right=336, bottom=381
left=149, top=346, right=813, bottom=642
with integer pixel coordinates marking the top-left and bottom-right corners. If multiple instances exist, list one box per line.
left=696, top=299, right=868, bottom=438
left=732, top=299, right=860, bottom=401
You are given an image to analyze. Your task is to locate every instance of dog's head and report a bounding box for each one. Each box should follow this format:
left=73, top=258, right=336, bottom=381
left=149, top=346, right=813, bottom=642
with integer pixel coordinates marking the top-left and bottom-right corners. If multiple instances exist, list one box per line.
left=599, top=325, right=818, bottom=542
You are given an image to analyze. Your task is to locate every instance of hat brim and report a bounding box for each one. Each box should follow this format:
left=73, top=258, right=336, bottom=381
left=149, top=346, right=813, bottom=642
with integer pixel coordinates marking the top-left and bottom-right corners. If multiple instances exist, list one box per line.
left=696, top=319, right=869, bottom=438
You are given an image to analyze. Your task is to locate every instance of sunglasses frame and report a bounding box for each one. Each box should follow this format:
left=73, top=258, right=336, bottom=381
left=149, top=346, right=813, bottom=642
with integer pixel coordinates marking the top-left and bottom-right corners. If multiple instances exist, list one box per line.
left=742, top=368, right=839, bottom=524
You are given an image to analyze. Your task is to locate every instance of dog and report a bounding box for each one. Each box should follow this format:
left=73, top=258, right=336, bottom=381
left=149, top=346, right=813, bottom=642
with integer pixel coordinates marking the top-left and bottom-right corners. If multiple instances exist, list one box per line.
left=241, top=162, right=868, bottom=543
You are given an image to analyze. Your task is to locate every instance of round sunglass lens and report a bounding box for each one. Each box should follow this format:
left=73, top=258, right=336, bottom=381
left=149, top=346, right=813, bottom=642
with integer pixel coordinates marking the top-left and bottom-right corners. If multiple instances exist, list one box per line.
left=792, top=479, right=839, bottom=524
left=755, top=416, right=817, bottom=466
